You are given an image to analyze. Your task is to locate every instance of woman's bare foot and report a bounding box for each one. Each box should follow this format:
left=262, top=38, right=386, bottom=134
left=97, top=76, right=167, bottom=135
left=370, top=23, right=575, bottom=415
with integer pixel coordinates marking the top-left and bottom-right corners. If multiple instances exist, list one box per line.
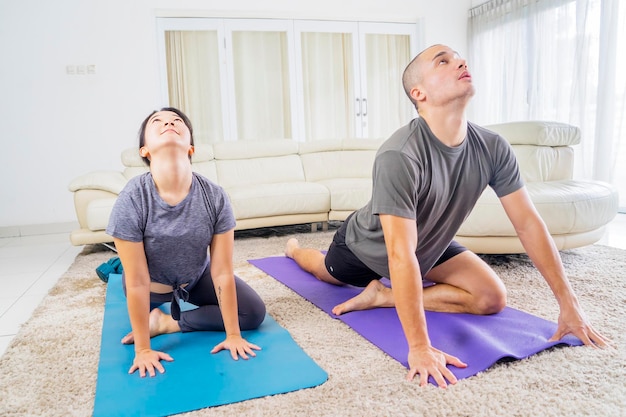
left=285, top=238, right=299, bottom=258
left=121, top=308, right=181, bottom=344
left=331, top=280, right=394, bottom=315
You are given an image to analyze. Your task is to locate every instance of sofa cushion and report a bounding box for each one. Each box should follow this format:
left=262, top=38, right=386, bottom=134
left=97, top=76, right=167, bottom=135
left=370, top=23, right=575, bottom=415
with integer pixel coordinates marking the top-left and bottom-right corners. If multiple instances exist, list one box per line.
left=298, top=139, right=381, bottom=182
left=216, top=155, right=306, bottom=189
left=316, top=178, right=372, bottom=211
left=512, top=145, right=574, bottom=182
left=192, top=162, right=218, bottom=183
left=121, top=147, right=148, bottom=179
left=213, top=140, right=304, bottom=189
left=457, top=180, right=618, bottom=236
left=191, top=146, right=219, bottom=182
left=298, top=139, right=382, bottom=153
left=213, top=139, right=298, bottom=159
left=226, top=183, right=330, bottom=220
left=86, top=198, right=117, bottom=231
left=68, top=171, right=128, bottom=194
left=300, top=150, right=377, bottom=182
left=121, top=147, right=145, bottom=166
left=485, top=121, right=580, bottom=146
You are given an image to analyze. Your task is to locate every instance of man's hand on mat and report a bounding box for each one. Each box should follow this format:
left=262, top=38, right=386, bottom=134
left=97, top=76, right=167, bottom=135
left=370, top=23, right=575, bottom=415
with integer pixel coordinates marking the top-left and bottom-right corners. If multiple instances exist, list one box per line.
left=550, top=305, right=613, bottom=348
left=407, top=345, right=467, bottom=388
left=129, top=348, right=174, bottom=378
left=211, top=334, right=261, bottom=360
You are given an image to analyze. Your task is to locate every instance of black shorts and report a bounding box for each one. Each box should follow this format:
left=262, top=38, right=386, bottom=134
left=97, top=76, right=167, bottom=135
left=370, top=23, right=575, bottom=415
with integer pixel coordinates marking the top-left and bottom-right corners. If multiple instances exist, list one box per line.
left=324, top=216, right=467, bottom=287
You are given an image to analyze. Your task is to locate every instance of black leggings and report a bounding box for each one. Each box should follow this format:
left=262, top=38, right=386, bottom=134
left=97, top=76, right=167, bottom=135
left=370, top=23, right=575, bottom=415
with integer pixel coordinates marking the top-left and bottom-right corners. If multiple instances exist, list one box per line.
left=123, top=271, right=266, bottom=333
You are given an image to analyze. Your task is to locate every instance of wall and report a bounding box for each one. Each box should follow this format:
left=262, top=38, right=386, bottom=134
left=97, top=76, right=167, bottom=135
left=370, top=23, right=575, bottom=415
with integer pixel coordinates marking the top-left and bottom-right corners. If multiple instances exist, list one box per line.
left=0, top=0, right=471, bottom=236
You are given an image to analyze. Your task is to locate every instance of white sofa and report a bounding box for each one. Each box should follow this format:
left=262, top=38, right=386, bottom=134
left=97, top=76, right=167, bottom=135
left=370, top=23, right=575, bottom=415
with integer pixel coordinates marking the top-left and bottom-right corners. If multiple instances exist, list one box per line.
left=68, top=138, right=381, bottom=245
left=68, top=121, right=619, bottom=254
left=456, top=121, right=618, bottom=253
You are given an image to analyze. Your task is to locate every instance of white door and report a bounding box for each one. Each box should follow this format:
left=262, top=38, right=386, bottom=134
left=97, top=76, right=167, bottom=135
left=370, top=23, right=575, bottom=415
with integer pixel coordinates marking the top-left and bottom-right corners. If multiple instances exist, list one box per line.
left=357, top=22, right=419, bottom=139
left=294, top=20, right=419, bottom=140
left=157, top=18, right=229, bottom=144
left=157, top=18, right=421, bottom=143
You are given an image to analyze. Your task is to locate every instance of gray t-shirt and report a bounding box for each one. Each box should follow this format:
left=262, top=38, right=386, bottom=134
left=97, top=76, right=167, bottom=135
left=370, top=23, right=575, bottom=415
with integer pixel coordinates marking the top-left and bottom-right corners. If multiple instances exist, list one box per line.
left=106, top=172, right=236, bottom=288
left=345, top=117, right=523, bottom=278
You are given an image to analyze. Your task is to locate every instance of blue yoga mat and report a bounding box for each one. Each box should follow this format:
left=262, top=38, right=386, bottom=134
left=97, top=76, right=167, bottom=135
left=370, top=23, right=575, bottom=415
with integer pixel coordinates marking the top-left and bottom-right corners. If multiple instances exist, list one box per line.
left=93, top=274, right=327, bottom=417
left=248, top=256, right=583, bottom=385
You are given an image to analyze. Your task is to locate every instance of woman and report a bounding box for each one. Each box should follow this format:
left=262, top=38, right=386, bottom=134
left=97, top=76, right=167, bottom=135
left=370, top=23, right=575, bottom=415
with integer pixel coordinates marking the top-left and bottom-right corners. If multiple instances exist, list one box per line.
left=106, top=107, right=266, bottom=378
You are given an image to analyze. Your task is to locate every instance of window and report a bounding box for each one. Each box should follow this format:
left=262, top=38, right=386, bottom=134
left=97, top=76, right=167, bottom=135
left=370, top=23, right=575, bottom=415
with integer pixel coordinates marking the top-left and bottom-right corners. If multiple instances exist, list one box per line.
left=294, top=21, right=416, bottom=140
left=157, top=18, right=419, bottom=143
left=164, top=29, right=224, bottom=143
left=468, top=0, right=626, bottom=210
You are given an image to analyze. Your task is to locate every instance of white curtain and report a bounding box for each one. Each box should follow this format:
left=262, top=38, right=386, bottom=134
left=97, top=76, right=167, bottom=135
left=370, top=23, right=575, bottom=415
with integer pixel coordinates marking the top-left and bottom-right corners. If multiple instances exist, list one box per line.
left=364, top=33, right=413, bottom=140
left=163, top=21, right=416, bottom=143
left=165, top=31, right=223, bottom=143
left=301, top=32, right=356, bottom=140
left=300, top=31, right=413, bottom=140
left=232, top=31, right=292, bottom=141
left=468, top=0, right=625, bottom=209
left=166, top=29, right=292, bottom=142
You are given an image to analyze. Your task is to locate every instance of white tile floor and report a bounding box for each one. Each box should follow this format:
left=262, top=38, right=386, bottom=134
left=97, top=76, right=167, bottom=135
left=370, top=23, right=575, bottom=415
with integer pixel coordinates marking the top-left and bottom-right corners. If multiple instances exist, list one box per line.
left=0, top=214, right=625, bottom=358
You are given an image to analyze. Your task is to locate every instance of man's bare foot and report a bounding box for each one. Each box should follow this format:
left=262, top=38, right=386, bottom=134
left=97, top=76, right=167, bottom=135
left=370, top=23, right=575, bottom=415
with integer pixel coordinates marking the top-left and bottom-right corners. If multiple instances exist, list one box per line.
left=285, top=238, right=300, bottom=258
left=121, top=308, right=180, bottom=344
left=331, top=280, right=394, bottom=315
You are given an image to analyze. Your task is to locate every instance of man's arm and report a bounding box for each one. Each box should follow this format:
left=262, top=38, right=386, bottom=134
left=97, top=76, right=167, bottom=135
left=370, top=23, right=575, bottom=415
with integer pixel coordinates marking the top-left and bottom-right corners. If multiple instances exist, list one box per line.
left=499, top=187, right=610, bottom=347
left=379, top=214, right=467, bottom=387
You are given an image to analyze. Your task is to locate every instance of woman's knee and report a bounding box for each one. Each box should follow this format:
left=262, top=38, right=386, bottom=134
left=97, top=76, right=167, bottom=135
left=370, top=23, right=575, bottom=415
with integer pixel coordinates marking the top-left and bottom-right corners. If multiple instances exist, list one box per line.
left=236, top=280, right=266, bottom=330
left=239, top=298, right=266, bottom=330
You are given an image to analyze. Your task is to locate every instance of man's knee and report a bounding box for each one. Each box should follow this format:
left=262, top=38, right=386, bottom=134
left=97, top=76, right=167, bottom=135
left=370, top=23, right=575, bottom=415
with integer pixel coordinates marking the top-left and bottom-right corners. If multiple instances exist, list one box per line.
left=314, top=260, right=345, bottom=286
left=476, top=287, right=507, bottom=315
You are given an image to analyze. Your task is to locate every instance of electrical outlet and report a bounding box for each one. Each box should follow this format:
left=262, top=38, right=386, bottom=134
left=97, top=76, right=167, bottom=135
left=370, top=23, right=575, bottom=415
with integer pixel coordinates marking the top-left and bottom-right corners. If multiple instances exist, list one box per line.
left=66, top=64, right=96, bottom=75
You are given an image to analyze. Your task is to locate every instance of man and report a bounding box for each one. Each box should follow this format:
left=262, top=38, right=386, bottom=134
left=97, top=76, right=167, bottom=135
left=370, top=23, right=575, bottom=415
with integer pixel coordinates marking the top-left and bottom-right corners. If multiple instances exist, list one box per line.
left=285, top=44, right=610, bottom=388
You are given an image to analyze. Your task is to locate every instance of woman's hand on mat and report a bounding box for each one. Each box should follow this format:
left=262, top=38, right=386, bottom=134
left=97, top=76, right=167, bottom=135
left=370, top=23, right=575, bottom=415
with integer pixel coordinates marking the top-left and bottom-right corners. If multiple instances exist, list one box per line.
left=407, top=345, right=467, bottom=388
left=129, top=348, right=174, bottom=378
left=211, top=335, right=261, bottom=360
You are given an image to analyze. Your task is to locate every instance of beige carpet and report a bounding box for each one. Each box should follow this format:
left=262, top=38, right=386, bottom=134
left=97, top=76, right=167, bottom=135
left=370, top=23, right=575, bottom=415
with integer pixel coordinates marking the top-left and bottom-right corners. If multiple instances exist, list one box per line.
left=1, top=225, right=625, bottom=417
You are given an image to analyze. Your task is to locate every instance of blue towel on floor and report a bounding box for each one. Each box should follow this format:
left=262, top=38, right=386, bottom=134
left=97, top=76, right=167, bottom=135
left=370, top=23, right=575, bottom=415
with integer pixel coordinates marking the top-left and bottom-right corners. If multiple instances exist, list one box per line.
left=93, top=274, right=327, bottom=417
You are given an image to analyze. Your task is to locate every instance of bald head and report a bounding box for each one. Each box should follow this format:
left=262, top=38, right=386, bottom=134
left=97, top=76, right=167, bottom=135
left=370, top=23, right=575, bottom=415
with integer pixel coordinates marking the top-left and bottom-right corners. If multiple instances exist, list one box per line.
left=402, top=44, right=444, bottom=109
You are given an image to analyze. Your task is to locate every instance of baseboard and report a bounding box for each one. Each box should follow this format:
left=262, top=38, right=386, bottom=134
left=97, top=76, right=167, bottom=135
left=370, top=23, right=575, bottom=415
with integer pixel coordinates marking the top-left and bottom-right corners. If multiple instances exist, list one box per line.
left=0, top=221, right=78, bottom=238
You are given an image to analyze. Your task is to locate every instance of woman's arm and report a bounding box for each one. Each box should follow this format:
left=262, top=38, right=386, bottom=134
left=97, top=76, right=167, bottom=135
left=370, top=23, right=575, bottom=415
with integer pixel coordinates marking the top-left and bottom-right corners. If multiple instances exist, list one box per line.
left=208, top=229, right=260, bottom=359
left=208, top=230, right=239, bottom=335
left=115, top=238, right=151, bottom=350
left=114, top=238, right=173, bottom=376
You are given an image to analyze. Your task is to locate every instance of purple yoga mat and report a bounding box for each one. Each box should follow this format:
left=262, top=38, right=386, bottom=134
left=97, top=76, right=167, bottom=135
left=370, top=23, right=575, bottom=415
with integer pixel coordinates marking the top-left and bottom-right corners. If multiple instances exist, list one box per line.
left=249, top=256, right=582, bottom=384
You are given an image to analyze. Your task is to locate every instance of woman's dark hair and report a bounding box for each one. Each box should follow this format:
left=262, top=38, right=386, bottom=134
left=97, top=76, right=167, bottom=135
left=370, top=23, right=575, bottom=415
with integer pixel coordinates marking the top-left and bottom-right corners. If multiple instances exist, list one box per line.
left=138, top=107, right=194, bottom=166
